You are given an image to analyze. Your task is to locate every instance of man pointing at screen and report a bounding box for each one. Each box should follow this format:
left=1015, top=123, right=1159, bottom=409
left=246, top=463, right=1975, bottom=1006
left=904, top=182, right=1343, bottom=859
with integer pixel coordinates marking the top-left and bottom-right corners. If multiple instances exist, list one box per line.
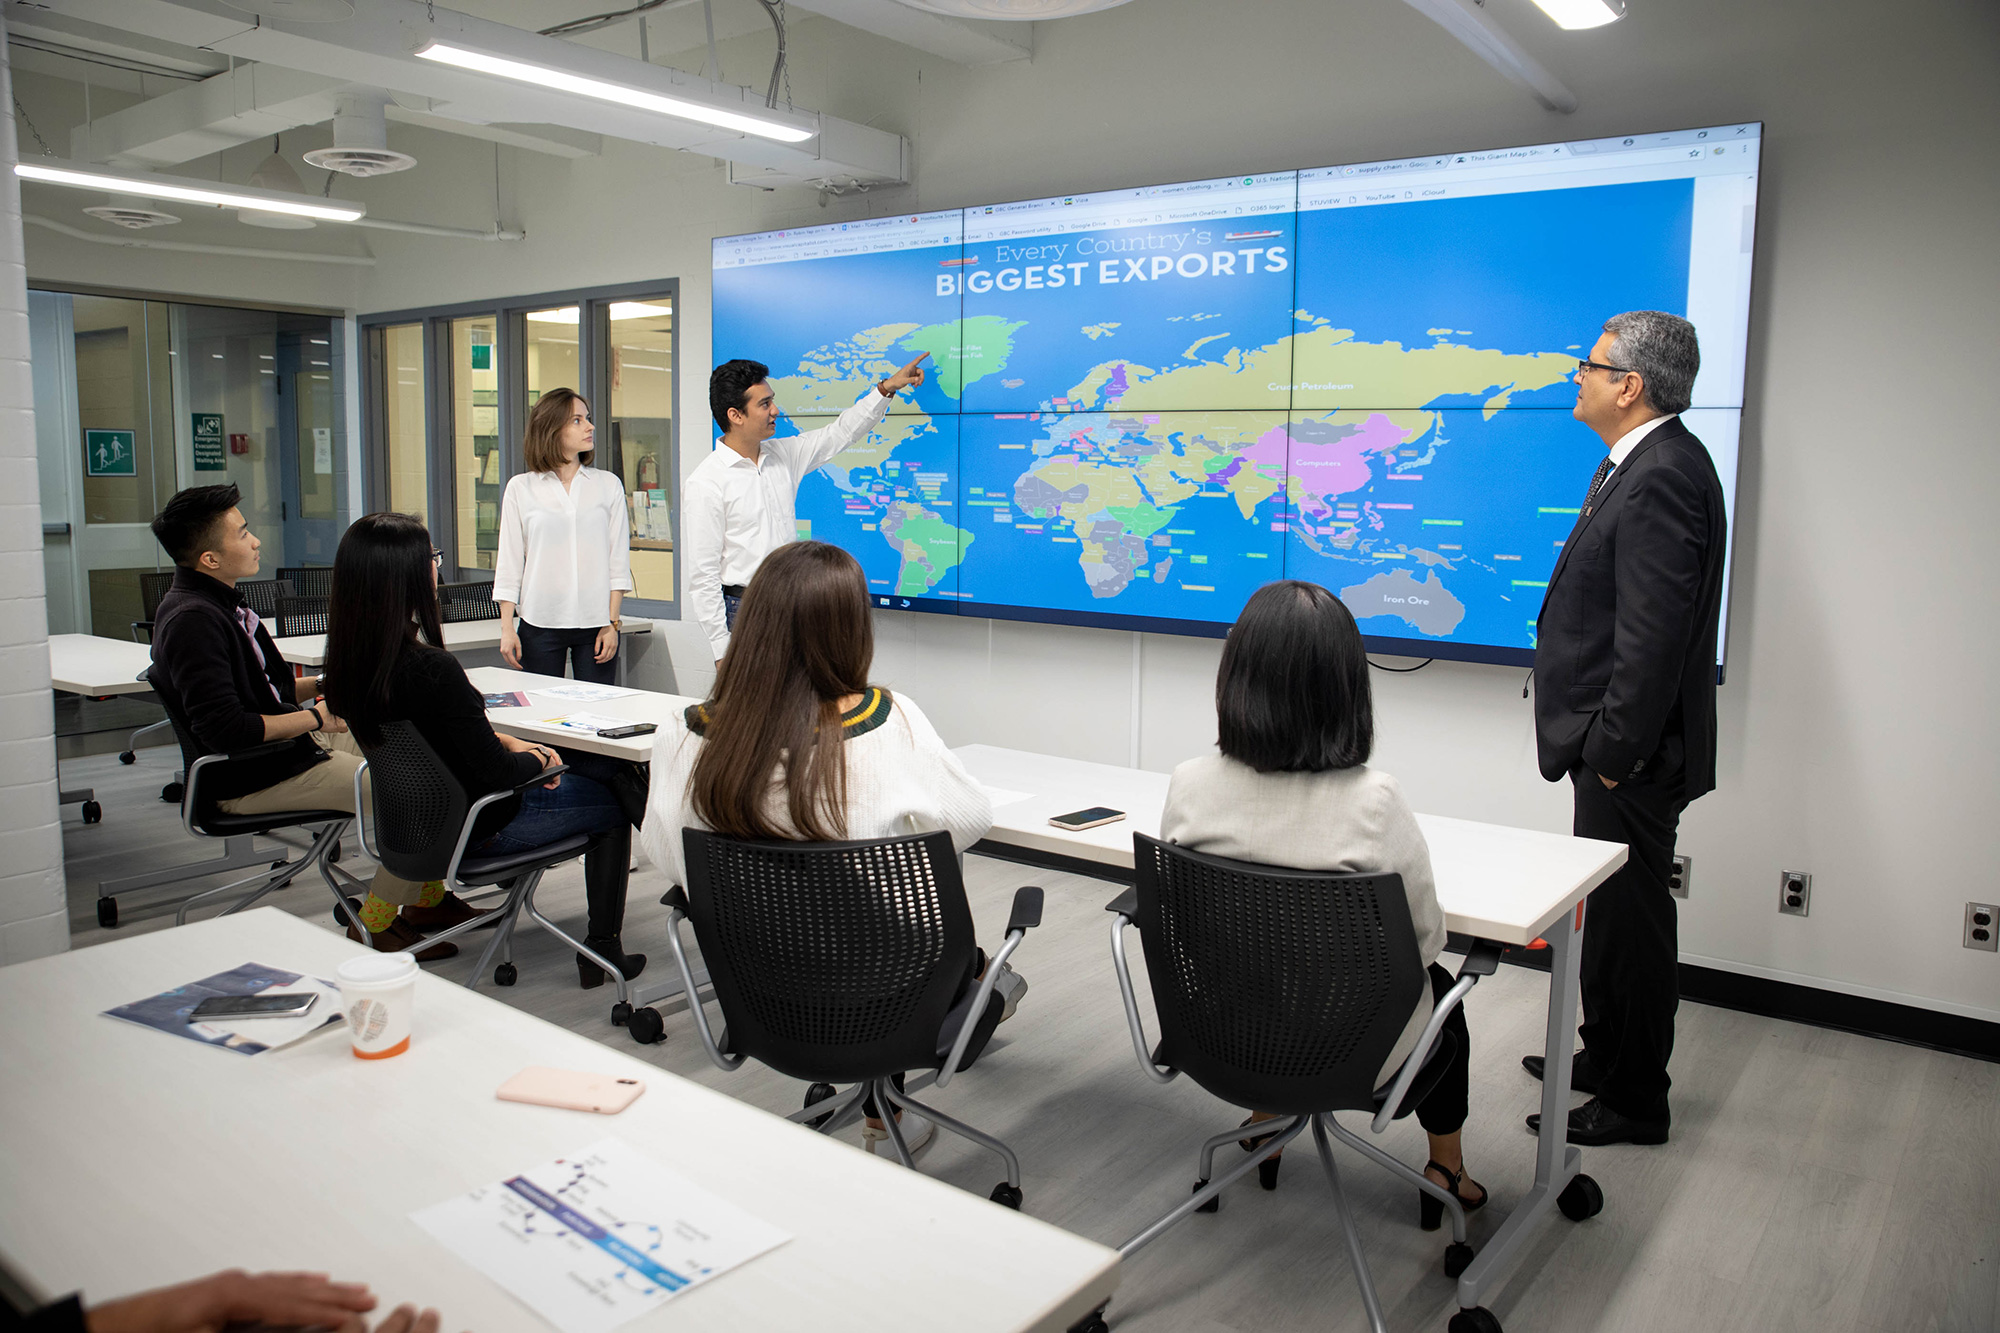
left=687, top=352, right=929, bottom=664
left=1527, top=310, right=1727, bottom=1147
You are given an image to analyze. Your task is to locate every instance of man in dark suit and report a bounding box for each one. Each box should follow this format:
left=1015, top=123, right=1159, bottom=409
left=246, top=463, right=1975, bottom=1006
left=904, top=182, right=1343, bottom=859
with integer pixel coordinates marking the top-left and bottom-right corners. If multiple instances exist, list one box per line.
left=1526, top=310, right=1728, bottom=1146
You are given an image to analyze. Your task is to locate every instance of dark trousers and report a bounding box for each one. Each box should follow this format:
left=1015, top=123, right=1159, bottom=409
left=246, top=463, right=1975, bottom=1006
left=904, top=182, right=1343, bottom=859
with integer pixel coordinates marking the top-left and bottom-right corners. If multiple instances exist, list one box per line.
left=1415, top=962, right=1471, bottom=1137
left=517, top=619, right=617, bottom=685
left=1572, top=763, right=1687, bottom=1124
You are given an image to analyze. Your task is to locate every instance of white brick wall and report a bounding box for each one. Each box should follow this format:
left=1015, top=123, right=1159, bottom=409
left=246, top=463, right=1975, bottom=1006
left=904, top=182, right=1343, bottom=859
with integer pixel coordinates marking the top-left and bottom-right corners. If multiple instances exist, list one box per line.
left=0, top=19, right=66, bottom=966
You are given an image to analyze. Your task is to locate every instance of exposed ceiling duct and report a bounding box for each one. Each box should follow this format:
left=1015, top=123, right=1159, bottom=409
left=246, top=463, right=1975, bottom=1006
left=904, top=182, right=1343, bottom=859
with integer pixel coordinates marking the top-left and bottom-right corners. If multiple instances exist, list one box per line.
left=300, top=88, right=416, bottom=175
left=889, top=0, right=1125, bottom=16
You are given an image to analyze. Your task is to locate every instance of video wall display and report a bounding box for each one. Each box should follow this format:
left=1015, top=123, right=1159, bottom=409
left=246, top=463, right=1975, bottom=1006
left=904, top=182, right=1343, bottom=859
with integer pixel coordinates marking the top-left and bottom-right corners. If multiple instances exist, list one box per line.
left=712, top=122, right=1760, bottom=666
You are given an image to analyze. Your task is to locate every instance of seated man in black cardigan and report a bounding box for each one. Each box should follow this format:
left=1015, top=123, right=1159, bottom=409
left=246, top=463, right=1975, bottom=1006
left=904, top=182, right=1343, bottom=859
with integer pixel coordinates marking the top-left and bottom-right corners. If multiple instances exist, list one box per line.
left=147, top=484, right=466, bottom=960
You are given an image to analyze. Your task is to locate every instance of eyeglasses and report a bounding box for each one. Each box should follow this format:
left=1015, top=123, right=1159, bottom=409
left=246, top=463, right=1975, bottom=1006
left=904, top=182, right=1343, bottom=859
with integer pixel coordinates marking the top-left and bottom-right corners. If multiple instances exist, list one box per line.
left=1576, top=358, right=1635, bottom=379
left=431, top=548, right=443, bottom=568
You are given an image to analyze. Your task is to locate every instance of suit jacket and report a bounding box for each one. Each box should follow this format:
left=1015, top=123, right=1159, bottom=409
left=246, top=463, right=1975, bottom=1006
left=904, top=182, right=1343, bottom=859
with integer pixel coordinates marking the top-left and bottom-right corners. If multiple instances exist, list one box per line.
left=1533, top=416, right=1727, bottom=799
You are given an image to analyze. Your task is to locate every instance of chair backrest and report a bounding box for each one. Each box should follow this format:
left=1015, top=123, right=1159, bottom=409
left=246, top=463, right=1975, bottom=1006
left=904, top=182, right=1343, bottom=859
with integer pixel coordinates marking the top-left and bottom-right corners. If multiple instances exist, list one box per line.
left=276, top=566, right=333, bottom=598
left=273, top=594, right=330, bottom=639
left=681, top=829, right=977, bottom=1084
left=238, top=577, right=294, bottom=623
left=358, top=720, right=473, bottom=883
left=138, top=570, right=175, bottom=621
left=1131, top=833, right=1426, bottom=1116
left=144, top=667, right=226, bottom=829
left=438, top=580, right=502, bottom=624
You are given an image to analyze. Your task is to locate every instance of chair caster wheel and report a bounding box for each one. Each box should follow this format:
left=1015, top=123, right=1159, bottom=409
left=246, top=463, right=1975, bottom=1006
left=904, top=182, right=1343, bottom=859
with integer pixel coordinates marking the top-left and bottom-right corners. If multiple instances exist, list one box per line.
left=118, top=750, right=136, bottom=764
left=626, top=1007, right=665, bottom=1044
left=1558, top=1172, right=1603, bottom=1221
left=162, top=782, right=183, bottom=804
left=990, top=1182, right=1023, bottom=1209
left=802, top=1082, right=837, bottom=1129
left=97, top=897, right=118, bottom=928
left=81, top=801, right=102, bottom=824
left=1444, top=1241, right=1475, bottom=1279
left=611, top=1001, right=633, bottom=1025
left=495, top=963, right=518, bottom=986
left=1449, top=1307, right=1502, bottom=1333
left=1192, top=1179, right=1219, bottom=1213
left=1067, top=1313, right=1109, bottom=1333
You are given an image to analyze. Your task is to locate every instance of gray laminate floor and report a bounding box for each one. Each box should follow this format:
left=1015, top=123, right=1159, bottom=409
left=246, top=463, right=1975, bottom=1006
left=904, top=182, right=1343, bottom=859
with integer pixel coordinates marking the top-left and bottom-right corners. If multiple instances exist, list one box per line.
left=52, top=746, right=2000, bottom=1333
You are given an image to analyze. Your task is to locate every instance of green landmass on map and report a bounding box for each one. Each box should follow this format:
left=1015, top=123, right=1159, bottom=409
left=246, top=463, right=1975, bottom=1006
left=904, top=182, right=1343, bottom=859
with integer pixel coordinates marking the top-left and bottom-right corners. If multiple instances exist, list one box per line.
left=899, top=315, right=1025, bottom=399
left=880, top=502, right=972, bottom=596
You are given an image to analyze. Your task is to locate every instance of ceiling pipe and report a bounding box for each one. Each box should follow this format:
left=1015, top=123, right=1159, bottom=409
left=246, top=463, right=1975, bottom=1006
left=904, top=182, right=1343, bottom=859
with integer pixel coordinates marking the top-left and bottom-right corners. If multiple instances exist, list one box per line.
left=350, top=216, right=524, bottom=240
left=1396, top=0, right=1578, bottom=113
left=23, top=213, right=376, bottom=264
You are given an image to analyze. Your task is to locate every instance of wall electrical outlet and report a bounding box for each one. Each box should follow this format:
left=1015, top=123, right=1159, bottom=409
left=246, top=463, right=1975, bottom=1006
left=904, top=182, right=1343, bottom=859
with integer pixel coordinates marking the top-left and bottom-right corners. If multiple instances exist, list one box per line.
left=1966, top=903, right=1998, bottom=952
left=1669, top=855, right=1691, bottom=900
left=1779, top=871, right=1811, bottom=917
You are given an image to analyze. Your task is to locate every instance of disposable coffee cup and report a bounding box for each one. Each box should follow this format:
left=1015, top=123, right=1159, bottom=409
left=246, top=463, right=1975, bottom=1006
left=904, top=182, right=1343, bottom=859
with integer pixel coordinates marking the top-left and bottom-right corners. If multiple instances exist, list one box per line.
left=336, top=951, right=418, bottom=1059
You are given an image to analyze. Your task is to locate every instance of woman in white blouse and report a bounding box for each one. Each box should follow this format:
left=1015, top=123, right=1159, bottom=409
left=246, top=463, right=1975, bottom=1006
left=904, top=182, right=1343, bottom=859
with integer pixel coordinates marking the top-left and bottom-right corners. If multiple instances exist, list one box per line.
left=641, top=540, right=1021, bottom=1156
left=495, top=388, right=633, bottom=685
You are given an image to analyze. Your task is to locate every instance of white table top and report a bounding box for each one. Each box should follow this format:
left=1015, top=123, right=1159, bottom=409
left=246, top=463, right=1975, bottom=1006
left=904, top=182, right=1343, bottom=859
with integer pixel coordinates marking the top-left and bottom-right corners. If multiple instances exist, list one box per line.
left=47, top=633, right=156, bottom=696
left=0, top=909, right=1119, bottom=1331
left=954, top=744, right=1626, bottom=947
left=466, top=665, right=698, bottom=760
left=275, top=617, right=653, bottom=668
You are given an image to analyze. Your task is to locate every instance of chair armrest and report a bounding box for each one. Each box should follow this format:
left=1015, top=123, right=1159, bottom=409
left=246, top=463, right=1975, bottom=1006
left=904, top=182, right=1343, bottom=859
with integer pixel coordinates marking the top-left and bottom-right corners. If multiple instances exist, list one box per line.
left=130, top=620, right=153, bottom=643
left=1006, top=886, right=1044, bottom=934
left=504, top=764, right=568, bottom=792
left=660, top=885, right=689, bottom=912
left=1109, top=910, right=1177, bottom=1086
left=1457, top=939, right=1504, bottom=979
left=1105, top=886, right=1139, bottom=917
left=661, top=890, right=744, bottom=1073
left=222, top=738, right=299, bottom=763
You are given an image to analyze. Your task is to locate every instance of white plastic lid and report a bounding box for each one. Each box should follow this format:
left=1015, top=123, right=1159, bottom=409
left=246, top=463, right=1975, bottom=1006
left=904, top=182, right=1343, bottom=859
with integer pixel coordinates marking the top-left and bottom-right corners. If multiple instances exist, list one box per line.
left=337, top=951, right=418, bottom=984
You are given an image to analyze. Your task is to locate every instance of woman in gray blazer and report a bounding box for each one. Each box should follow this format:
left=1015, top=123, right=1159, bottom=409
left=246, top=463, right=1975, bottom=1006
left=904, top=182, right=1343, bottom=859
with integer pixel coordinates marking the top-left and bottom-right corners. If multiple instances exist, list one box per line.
left=1160, top=580, right=1484, bottom=1227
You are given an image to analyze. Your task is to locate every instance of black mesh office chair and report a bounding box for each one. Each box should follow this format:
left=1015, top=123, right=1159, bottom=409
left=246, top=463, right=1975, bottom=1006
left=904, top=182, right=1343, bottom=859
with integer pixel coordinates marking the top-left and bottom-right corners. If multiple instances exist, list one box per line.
left=237, top=577, right=293, bottom=621
left=116, top=669, right=369, bottom=933
left=351, top=721, right=660, bottom=1039
left=438, top=580, right=502, bottom=624
left=273, top=595, right=331, bottom=639
left=276, top=566, right=333, bottom=598
left=663, top=829, right=1044, bottom=1205
left=120, top=570, right=185, bottom=801
left=1074, top=834, right=1534, bottom=1333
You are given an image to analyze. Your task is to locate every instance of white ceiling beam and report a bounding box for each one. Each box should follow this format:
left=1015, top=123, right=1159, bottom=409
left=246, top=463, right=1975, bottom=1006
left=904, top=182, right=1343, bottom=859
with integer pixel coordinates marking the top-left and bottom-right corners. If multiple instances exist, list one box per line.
left=786, top=0, right=1031, bottom=64
left=71, top=64, right=346, bottom=166
left=382, top=107, right=602, bottom=158
left=43, top=0, right=907, bottom=183
left=1396, top=0, right=1577, bottom=113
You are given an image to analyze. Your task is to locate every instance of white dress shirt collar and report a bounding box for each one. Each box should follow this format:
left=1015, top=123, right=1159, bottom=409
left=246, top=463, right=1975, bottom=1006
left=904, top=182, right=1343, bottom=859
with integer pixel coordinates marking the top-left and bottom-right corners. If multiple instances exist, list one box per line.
left=1606, top=414, right=1671, bottom=471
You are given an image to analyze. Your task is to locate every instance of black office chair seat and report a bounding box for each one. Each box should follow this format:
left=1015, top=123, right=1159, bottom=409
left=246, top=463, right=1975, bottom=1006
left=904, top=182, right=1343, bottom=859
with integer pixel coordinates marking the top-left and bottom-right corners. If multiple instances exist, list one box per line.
left=193, top=805, right=352, bottom=840
left=457, top=834, right=594, bottom=886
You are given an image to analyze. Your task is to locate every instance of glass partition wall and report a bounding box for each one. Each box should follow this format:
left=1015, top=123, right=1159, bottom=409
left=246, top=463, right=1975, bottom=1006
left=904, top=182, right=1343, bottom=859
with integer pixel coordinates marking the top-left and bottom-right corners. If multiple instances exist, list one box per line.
left=362, top=281, right=679, bottom=617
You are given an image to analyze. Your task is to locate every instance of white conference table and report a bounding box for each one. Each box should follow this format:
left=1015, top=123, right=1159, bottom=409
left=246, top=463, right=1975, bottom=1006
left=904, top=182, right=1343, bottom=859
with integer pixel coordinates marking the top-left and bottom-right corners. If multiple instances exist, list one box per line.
left=277, top=618, right=654, bottom=685
left=950, top=743, right=1626, bottom=1323
left=465, top=664, right=699, bottom=760
left=46, top=633, right=161, bottom=823
left=0, top=909, right=1119, bottom=1332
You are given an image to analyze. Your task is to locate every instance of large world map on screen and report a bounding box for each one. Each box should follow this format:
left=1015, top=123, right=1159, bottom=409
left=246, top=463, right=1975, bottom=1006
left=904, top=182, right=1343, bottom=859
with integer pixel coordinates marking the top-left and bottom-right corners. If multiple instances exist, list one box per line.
left=714, top=175, right=1703, bottom=658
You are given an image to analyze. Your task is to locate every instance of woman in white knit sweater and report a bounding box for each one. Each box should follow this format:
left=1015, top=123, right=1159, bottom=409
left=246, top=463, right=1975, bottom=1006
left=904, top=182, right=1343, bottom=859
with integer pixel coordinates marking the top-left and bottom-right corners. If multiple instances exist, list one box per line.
left=1160, top=579, right=1484, bottom=1227
left=640, top=540, right=1015, bottom=1154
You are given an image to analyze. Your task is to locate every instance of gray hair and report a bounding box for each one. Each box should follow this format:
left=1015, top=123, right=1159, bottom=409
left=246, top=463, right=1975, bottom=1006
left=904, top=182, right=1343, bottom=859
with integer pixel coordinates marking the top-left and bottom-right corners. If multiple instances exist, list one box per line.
left=1603, top=310, right=1700, bottom=416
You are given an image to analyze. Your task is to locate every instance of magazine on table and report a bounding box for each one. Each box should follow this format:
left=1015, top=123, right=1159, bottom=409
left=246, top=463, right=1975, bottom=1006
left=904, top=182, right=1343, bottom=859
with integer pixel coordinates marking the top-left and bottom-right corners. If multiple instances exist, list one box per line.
left=103, top=962, right=342, bottom=1056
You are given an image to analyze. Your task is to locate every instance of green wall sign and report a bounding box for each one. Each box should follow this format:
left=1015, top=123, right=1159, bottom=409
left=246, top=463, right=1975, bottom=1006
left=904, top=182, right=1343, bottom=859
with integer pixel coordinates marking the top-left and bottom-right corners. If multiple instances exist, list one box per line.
left=85, top=429, right=136, bottom=477
left=192, top=413, right=226, bottom=472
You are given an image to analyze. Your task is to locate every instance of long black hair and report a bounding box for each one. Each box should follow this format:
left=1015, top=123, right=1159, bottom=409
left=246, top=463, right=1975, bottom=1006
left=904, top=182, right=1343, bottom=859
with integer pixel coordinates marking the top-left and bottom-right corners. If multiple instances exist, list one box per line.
left=1216, top=580, right=1374, bottom=773
left=323, top=512, right=444, bottom=746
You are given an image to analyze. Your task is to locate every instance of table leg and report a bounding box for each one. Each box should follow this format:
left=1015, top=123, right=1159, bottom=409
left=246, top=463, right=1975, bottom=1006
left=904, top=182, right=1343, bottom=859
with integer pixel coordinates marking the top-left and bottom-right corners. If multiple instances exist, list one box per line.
left=1454, top=907, right=1585, bottom=1311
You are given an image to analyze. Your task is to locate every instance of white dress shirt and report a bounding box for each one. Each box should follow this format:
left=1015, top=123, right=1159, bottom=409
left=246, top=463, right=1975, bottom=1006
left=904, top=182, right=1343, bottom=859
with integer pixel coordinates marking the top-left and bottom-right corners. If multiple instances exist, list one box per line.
left=492, top=465, right=634, bottom=629
left=683, top=388, right=892, bottom=657
left=1605, top=414, right=1670, bottom=475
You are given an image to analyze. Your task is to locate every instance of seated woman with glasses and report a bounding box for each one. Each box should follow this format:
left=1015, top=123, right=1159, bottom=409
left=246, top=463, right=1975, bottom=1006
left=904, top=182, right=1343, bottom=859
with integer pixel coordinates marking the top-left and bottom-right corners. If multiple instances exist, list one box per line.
left=1160, top=579, right=1484, bottom=1224
left=640, top=540, right=1024, bottom=1156
left=323, top=512, right=649, bottom=989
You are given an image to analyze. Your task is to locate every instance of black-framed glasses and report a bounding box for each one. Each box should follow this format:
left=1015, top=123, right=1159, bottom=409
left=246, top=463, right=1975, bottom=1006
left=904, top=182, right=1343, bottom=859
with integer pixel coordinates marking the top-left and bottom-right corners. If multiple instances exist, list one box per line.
left=1576, top=358, right=1634, bottom=378
left=431, top=548, right=444, bottom=568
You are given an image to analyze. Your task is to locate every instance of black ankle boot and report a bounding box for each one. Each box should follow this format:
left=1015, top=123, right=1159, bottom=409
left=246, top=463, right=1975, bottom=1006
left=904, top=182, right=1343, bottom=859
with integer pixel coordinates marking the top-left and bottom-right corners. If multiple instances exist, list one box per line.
left=579, top=827, right=645, bottom=988
left=607, top=761, right=650, bottom=830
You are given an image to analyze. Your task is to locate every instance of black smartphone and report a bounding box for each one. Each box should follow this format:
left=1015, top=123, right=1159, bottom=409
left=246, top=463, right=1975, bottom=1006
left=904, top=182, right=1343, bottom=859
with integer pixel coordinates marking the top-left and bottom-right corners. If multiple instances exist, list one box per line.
left=188, top=992, right=319, bottom=1022
left=1048, top=806, right=1125, bottom=831
left=597, top=722, right=658, bottom=739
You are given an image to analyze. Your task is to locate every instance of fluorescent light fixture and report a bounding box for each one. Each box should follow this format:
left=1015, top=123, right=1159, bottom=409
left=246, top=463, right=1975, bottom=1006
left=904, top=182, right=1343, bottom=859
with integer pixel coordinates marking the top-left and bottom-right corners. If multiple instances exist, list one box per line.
left=15, top=159, right=366, bottom=222
left=1529, top=0, right=1625, bottom=29
left=525, top=306, right=581, bottom=324
left=415, top=41, right=816, bottom=144
left=608, top=301, right=672, bottom=320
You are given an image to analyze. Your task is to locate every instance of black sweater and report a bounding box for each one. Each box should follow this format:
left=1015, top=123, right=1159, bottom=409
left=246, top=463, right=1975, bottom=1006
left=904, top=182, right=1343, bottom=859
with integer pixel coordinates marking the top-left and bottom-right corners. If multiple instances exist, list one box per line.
left=149, top=566, right=322, bottom=802
left=383, top=645, right=545, bottom=845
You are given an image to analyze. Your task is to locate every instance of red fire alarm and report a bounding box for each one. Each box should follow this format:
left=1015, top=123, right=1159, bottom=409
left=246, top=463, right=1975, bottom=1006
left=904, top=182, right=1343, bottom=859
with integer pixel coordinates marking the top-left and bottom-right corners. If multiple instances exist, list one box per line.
left=229, top=433, right=251, bottom=455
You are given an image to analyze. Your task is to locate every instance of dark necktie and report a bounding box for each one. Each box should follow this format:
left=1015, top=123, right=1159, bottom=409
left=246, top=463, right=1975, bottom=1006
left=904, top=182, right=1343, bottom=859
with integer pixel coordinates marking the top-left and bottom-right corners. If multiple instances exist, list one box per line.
left=1583, top=456, right=1613, bottom=508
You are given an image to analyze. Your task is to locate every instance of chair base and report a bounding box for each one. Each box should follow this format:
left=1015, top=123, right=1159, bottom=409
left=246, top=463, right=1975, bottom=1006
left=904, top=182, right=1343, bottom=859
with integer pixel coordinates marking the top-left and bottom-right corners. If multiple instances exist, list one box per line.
left=780, top=1073, right=1025, bottom=1205
left=163, top=821, right=365, bottom=935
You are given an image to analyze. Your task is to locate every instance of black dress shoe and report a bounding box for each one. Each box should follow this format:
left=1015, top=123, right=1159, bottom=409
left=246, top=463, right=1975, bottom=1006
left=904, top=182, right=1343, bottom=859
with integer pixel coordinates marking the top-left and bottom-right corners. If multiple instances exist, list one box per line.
left=1521, top=1052, right=1603, bottom=1096
left=1525, top=1097, right=1668, bottom=1146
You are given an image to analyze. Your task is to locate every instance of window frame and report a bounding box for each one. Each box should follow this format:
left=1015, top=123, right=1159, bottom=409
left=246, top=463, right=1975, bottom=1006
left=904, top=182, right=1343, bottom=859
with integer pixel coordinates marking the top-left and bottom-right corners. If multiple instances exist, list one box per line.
left=360, top=278, right=681, bottom=618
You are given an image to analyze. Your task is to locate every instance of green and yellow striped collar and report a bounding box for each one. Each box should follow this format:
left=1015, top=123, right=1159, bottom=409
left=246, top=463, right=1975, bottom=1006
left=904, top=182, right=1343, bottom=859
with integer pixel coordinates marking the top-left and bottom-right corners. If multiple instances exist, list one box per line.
left=685, top=686, right=893, bottom=740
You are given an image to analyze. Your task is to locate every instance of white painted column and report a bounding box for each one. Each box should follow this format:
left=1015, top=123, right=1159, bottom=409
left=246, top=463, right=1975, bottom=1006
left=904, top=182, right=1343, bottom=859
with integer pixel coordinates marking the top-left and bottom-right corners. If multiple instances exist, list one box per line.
left=0, top=16, right=69, bottom=964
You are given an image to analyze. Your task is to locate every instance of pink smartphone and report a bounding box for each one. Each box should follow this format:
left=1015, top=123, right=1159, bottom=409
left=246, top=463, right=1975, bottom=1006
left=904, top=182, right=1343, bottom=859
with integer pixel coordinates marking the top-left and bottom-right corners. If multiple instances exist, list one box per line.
left=496, top=1066, right=647, bottom=1114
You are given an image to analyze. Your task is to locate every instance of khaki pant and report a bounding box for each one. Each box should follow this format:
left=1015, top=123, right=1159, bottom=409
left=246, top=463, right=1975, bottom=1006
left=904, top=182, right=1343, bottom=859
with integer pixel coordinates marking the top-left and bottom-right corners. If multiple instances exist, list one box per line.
left=218, top=731, right=427, bottom=906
